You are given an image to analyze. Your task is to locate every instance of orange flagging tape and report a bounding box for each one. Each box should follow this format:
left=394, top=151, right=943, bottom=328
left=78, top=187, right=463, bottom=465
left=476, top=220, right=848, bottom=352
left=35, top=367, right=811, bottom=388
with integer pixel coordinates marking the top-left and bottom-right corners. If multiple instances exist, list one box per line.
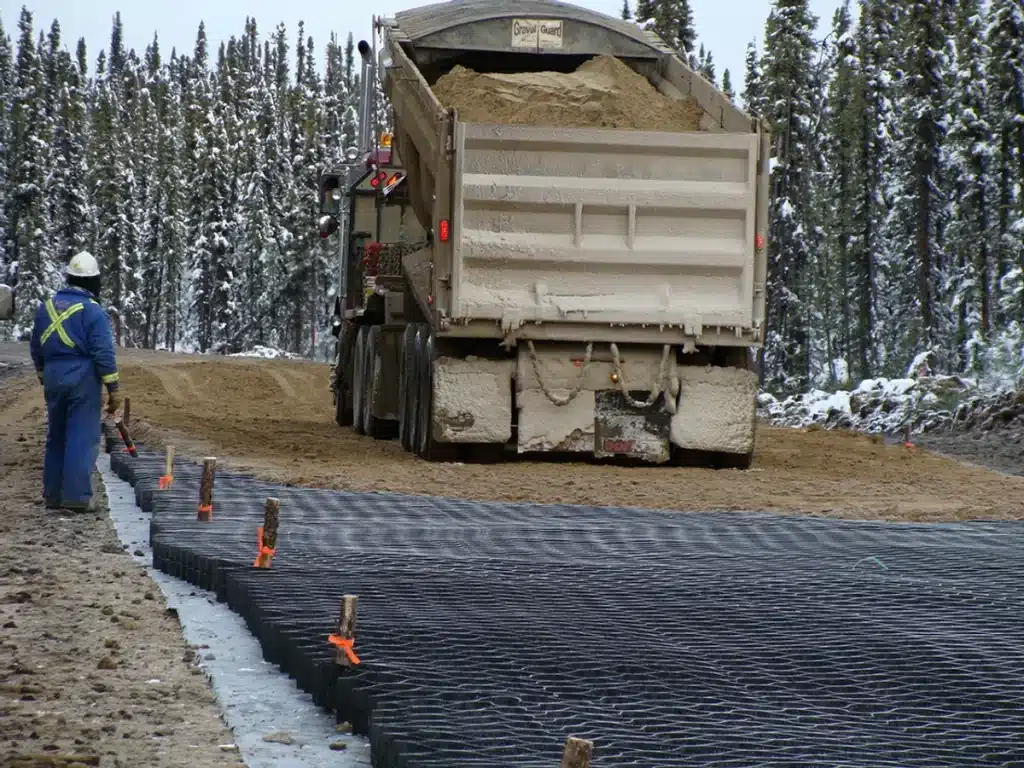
left=158, top=475, right=173, bottom=489
left=197, top=504, right=213, bottom=520
left=252, top=525, right=276, bottom=568
left=327, top=634, right=361, bottom=665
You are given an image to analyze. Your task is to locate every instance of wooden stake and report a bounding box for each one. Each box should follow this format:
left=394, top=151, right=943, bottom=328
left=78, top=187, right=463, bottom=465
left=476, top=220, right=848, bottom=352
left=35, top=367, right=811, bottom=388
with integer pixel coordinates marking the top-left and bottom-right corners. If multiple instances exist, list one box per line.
left=122, top=396, right=131, bottom=426
left=332, top=595, right=359, bottom=666
left=197, top=457, right=216, bottom=521
left=560, top=737, right=593, bottom=768
left=263, top=498, right=280, bottom=549
left=159, top=445, right=175, bottom=489
left=254, top=497, right=280, bottom=568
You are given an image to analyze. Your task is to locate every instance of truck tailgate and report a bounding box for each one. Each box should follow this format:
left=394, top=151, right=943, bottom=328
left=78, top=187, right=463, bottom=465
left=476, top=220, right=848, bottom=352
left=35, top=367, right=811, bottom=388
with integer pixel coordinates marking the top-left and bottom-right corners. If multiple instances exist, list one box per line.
left=450, top=124, right=760, bottom=333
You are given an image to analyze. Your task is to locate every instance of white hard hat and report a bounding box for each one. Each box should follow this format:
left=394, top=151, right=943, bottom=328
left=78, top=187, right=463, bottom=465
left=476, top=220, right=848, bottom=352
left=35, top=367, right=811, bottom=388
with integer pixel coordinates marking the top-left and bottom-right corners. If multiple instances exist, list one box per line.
left=67, top=251, right=100, bottom=278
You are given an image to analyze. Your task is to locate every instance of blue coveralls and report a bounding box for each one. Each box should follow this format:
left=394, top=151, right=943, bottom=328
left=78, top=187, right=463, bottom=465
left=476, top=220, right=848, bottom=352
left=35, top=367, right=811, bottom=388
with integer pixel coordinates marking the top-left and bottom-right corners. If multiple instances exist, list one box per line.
left=29, top=286, right=120, bottom=507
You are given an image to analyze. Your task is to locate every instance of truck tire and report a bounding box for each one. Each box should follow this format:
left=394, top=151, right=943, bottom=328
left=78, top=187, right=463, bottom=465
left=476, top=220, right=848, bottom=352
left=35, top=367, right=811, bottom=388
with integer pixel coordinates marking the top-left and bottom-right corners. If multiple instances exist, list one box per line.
left=352, top=326, right=367, bottom=435
left=335, top=325, right=354, bottom=427
left=398, top=325, right=418, bottom=451
left=363, top=325, right=390, bottom=439
left=714, top=447, right=755, bottom=470
left=415, top=328, right=456, bottom=462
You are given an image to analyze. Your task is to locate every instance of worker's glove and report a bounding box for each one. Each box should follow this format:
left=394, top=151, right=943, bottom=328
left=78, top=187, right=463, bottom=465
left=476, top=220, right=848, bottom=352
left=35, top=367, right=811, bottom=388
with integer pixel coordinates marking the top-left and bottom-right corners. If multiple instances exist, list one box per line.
left=106, top=389, right=123, bottom=415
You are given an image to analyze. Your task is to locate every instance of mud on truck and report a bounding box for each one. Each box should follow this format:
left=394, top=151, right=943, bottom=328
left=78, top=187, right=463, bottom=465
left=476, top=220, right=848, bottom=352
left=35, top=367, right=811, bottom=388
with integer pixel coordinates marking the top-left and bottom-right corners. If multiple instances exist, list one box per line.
left=319, top=0, right=769, bottom=467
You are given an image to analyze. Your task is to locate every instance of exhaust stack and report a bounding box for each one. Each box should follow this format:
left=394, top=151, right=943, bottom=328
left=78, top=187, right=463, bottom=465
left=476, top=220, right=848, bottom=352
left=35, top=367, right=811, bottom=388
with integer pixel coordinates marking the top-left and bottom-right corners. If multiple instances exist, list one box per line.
left=357, top=39, right=376, bottom=154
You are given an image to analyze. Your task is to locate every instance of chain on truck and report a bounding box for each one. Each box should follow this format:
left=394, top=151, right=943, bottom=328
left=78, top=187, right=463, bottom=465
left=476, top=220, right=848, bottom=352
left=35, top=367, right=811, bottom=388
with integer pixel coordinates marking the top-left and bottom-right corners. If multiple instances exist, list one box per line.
left=318, top=0, right=770, bottom=468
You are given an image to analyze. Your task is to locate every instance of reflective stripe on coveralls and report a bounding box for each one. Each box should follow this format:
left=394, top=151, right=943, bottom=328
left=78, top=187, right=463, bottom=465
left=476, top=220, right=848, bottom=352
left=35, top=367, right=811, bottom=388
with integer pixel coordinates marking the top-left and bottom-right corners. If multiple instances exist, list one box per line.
left=40, top=299, right=85, bottom=347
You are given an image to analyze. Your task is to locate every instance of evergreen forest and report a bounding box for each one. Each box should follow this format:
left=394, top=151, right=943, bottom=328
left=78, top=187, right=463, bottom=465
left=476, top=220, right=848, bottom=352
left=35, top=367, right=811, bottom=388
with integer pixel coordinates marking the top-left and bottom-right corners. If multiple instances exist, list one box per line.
left=1, top=0, right=1023, bottom=394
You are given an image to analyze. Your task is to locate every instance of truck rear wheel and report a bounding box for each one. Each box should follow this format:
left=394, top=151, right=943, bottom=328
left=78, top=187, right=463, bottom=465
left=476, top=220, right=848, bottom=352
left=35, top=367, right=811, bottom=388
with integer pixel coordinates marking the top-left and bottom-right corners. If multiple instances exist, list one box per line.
left=670, top=444, right=755, bottom=470
left=415, top=328, right=457, bottom=462
left=399, top=325, right=419, bottom=451
left=334, top=325, right=354, bottom=427
left=352, top=326, right=367, bottom=435
left=363, top=325, right=390, bottom=439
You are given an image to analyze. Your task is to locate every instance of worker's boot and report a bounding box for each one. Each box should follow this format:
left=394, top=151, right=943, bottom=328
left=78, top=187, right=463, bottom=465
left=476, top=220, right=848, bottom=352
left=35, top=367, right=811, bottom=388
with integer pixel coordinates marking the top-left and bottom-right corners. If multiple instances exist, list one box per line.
left=44, top=497, right=60, bottom=510
left=61, top=500, right=94, bottom=514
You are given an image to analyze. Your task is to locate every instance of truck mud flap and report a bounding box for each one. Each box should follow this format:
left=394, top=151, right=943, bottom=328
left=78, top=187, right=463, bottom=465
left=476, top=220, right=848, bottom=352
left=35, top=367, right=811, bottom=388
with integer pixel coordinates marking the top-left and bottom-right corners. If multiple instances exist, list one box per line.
left=594, top=391, right=670, bottom=462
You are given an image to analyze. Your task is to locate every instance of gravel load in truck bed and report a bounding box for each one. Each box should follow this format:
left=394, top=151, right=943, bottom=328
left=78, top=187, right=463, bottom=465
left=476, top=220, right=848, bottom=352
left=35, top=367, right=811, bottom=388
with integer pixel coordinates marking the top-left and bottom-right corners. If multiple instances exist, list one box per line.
left=109, top=437, right=1024, bottom=768
left=432, top=55, right=705, bottom=131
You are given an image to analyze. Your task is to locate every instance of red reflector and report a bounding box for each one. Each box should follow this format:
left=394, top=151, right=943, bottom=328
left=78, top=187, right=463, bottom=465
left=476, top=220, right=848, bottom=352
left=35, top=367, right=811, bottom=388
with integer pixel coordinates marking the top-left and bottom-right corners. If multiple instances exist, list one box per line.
left=439, top=220, right=450, bottom=242
left=755, top=233, right=766, bottom=250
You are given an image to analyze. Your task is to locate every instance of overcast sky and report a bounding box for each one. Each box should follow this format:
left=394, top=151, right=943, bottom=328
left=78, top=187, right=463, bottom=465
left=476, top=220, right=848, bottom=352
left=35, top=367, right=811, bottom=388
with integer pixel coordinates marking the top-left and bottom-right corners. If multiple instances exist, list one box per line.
left=7, top=0, right=846, bottom=93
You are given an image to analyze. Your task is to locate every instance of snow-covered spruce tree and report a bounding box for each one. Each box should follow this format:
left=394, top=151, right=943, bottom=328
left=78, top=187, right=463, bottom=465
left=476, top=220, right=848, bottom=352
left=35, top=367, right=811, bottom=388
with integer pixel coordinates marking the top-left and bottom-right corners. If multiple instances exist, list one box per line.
left=885, top=0, right=955, bottom=371
left=38, top=20, right=64, bottom=232
left=945, top=0, right=995, bottom=372
left=800, top=9, right=834, bottom=387
left=696, top=43, right=715, bottom=85
left=636, top=0, right=698, bottom=66
left=760, top=0, right=820, bottom=392
left=986, top=0, right=1024, bottom=328
left=847, top=0, right=900, bottom=379
left=342, top=32, right=358, bottom=153
left=138, top=34, right=167, bottom=348
left=818, top=0, right=859, bottom=381
left=158, top=53, right=188, bottom=351
left=9, top=7, right=56, bottom=335
left=262, top=22, right=295, bottom=350
left=90, top=13, right=143, bottom=342
left=322, top=33, right=345, bottom=165
left=721, top=68, right=734, bottom=101
left=741, top=39, right=765, bottom=117
left=119, top=48, right=144, bottom=342
left=232, top=34, right=280, bottom=353
left=0, top=14, right=14, bottom=284
left=300, top=31, right=334, bottom=359
left=181, top=22, right=215, bottom=351
left=51, top=43, right=90, bottom=266
left=190, top=47, right=234, bottom=354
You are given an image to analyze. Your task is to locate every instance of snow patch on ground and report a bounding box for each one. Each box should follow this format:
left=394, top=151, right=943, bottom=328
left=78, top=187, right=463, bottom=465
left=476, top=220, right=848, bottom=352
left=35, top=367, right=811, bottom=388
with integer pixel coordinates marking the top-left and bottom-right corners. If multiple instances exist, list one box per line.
left=757, top=374, right=988, bottom=434
left=229, top=345, right=303, bottom=360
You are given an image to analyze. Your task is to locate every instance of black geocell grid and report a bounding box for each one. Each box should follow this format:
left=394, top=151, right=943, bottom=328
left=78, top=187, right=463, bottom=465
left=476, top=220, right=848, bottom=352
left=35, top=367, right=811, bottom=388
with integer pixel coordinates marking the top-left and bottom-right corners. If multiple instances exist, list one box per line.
left=106, top=437, right=1024, bottom=768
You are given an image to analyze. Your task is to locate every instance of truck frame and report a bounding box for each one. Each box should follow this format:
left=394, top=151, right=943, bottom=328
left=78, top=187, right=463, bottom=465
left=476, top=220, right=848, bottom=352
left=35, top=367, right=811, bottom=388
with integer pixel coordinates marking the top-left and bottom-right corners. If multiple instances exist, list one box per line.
left=321, top=0, right=770, bottom=467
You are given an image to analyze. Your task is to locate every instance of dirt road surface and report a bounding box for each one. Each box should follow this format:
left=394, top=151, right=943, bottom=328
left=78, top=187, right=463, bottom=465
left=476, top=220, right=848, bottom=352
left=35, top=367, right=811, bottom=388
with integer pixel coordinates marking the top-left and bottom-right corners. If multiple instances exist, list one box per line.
left=0, top=356, right=243, bottom=767
left=99, top=349, right=1024, bottom=522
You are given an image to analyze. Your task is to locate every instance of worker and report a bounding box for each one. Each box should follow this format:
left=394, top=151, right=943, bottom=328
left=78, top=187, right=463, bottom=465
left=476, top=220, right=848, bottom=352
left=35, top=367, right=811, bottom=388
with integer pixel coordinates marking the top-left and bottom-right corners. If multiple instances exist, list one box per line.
left=29, top=251, right=123, bottom=512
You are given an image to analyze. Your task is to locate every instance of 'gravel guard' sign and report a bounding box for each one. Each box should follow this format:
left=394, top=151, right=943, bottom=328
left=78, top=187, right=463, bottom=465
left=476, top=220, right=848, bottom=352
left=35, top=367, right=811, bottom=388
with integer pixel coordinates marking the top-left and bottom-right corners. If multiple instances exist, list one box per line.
left=511, top=19, right=564, bottom=49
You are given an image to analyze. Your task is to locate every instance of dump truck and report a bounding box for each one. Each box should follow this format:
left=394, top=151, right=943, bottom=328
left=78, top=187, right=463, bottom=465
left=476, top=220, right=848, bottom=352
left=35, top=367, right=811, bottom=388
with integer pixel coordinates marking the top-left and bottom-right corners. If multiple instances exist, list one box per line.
left=320, top=0, right=769, bottom=467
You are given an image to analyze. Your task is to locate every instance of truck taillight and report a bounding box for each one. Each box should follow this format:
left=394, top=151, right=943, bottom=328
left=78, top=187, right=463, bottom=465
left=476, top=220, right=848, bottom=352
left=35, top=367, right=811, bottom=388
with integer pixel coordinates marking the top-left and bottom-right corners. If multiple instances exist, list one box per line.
left=439, top=220, right=450, bottom=242
left=755, top=233, right=766, bottom=250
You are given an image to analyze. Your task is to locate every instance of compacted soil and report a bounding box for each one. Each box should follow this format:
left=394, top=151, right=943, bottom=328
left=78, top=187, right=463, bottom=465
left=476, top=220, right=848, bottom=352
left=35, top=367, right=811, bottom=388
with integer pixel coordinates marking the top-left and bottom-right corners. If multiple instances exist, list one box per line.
left=108, top=352, right=1024, bottom=522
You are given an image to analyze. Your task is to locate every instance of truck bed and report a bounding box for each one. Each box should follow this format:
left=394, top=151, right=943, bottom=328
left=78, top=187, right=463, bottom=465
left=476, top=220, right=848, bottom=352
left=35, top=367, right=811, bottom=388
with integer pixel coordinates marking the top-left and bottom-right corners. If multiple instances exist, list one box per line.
left=381, top=2, right=768, bottom=344
left=451, top=123, right=760, bottom=332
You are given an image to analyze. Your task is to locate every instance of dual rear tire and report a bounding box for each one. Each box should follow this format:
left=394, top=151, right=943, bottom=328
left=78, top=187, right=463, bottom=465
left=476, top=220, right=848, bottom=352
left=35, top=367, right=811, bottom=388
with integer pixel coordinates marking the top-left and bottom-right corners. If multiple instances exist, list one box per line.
left=341, top=321, right=448, bottom=459
left=350, top=325, right=389, bottom=438
left=397, top=323, right=456, bottom=461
